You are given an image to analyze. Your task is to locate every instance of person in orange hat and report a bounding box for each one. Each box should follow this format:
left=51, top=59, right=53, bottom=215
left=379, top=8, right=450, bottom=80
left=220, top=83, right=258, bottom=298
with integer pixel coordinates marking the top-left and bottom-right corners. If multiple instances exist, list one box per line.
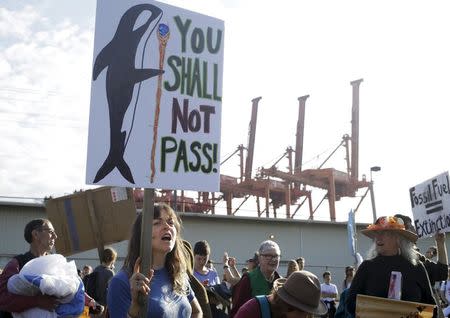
left=345, top=216, right=436, bottom=316
left=394, top=213, right=448, bottom=289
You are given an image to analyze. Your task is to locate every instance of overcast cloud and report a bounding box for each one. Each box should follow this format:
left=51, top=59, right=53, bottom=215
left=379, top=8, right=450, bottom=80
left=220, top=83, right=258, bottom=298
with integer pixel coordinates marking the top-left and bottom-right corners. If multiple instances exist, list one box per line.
left=0, top=5, right=93, bottom=197
left=1, top=1, right=450, bottom=222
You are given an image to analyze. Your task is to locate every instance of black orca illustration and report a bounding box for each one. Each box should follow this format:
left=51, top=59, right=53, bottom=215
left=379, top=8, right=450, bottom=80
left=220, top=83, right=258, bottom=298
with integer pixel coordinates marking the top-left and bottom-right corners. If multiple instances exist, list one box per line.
left=92, top=4, right=163, bottom=184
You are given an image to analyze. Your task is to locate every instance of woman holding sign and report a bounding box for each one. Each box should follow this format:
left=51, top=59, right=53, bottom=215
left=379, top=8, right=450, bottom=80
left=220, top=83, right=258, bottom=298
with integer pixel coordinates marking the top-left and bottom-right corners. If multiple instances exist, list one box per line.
left=107, top=204, right=202, bottom=318
left=345, top=215, right=436, bottom=316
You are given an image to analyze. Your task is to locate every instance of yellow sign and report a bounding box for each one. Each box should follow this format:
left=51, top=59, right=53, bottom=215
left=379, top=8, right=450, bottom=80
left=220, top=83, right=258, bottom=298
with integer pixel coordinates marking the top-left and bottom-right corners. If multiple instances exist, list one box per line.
left=356, top=294, right=434, bottom=318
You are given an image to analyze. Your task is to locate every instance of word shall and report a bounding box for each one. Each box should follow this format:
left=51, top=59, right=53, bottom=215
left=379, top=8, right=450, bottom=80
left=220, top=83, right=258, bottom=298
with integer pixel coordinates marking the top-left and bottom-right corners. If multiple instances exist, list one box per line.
left=164, top=16, right=223, bottom=101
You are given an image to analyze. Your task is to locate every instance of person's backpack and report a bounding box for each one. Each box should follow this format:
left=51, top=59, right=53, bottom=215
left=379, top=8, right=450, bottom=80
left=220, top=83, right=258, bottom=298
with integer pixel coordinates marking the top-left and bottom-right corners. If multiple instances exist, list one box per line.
left=83, top=271, right=99, bottom=300
left=255, top=295, right=271, bottom=318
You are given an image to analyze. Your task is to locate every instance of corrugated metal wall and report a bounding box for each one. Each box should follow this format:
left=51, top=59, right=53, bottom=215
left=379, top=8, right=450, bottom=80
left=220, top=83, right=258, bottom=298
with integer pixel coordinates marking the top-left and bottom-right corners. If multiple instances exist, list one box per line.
left=0, top=205, right=45, bottom=265
left=0, top=203, right=444, bottom=294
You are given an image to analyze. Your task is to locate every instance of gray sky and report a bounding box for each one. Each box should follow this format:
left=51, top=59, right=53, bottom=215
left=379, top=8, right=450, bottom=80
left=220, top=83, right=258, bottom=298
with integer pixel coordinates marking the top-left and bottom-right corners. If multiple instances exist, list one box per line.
left=1, top=0, right=450, bottom=223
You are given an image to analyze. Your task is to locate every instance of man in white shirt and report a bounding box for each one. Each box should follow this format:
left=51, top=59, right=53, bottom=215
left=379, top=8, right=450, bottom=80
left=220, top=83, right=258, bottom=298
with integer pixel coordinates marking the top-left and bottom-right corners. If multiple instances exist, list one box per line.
left=321, top=271, right=338, bottom=318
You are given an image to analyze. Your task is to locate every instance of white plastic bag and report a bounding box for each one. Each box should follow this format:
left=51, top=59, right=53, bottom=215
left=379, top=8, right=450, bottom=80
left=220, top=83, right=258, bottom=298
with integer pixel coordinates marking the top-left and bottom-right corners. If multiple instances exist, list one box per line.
left=18, top=254, right=79, bottom=298
left=7, top=254, right=84, bottom=318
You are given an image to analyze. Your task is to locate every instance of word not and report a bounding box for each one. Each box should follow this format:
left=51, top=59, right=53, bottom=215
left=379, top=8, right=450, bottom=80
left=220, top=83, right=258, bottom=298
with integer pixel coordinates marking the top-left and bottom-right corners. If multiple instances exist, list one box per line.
left=164, top=56, right=221, bottom=101
left=410, top=175, right=450, bottom=208
left=160, top=136, right=218, bottom=173
left=171, top=98, right=215, bottom=134
left=415, top=214, right=450, bottom=238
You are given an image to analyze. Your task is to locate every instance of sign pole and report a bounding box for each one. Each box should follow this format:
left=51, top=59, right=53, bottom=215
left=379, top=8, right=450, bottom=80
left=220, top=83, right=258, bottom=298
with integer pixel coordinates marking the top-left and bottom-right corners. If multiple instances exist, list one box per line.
left=139, top=188, right=155, bottom=318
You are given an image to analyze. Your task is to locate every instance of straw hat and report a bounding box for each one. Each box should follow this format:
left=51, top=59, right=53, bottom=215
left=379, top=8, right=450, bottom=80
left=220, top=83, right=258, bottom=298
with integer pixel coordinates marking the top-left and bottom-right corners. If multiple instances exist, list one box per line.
left=361, top=216, right=418, bottom=242
left=274, top=270, right=328, bottom=316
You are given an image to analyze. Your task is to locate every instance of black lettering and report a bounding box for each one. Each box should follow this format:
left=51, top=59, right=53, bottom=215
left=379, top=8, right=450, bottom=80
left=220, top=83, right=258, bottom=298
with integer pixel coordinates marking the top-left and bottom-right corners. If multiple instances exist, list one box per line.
left=410, top=187, right=417, bottom=208
left=446, top=214, right=450, bottom=227
left=199, top=105, right=215, bottom=133
left=188, top=109, right=201, bottom=132
left=171, top=98, right=189, bottom=133
left=438, top=215, right=444, bottom=231
left=446, top=175, right=450, bottom=194
left=443, top=182, right=448, bottom=195
left=424, top=220, right=432, bottom=236
left=415, top=219, right=423, bottom=237
left=433, top=179, right=439, bottom=199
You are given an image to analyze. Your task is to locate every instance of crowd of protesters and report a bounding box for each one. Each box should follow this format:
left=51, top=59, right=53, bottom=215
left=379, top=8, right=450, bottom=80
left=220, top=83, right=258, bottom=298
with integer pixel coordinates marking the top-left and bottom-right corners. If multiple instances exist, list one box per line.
left=0, top=208, right=448, bottom=318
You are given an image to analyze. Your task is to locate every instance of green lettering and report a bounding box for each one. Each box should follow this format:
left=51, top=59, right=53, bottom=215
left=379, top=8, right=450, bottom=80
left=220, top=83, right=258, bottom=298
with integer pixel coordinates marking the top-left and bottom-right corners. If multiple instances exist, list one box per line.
left=189, top=142, right=202, bottom=172
left=202, top=61, right=211, bottom=99
left=188, top=58, right=201, bottom=97
left=201, top=143, right=213, bottom=173
left=191, top=27, right=205, bottom=53
left=213, top=63, right=222, bottom=101
left=164, top=56, right=181, bottom=91
left=207, top=27, right=222, bottom=54
left=160, top=136, right=177, bottom=172
left=181, top=57, right=191, bottom=95
left=174, top=139, right=189, bottom=172
left=174, top=16, right=191, bottom=53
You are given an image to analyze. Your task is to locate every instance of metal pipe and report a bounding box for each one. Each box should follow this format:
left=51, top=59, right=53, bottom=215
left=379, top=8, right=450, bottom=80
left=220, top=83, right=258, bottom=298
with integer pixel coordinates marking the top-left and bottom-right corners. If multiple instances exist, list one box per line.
left=350, top=79, right=363, bottom=181
left=244, top=97, right=262, bottom=181
left=369, top=181, right=377, bottom=222
left=295, top=95, right=309, bottom=172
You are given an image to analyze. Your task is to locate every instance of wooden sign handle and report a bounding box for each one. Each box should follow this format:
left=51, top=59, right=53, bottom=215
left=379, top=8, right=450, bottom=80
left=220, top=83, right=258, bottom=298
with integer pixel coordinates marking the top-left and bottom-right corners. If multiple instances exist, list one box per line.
left=139, top=188, right=155, bottom=317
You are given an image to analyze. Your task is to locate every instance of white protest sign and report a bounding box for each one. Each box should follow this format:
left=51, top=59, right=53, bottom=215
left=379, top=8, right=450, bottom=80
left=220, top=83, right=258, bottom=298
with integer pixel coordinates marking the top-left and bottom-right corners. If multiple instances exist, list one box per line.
left=409, top=171, right=450, bottom=238
left=86, top=0, right=224, bottom=192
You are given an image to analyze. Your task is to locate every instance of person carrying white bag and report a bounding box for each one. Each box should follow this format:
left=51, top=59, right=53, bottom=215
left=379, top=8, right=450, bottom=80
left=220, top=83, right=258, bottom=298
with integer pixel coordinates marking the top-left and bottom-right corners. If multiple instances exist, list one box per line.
left=0, top=219, right=94, bottom=318
left=7, top=254, right=85, bottom=318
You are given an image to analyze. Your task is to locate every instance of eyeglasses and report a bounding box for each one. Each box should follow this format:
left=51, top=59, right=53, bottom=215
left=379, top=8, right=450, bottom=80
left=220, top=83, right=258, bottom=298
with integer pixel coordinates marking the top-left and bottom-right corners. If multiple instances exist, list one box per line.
left=40, top=227, right=57, bottom=236
left=260, top=254, right=281, bottom=261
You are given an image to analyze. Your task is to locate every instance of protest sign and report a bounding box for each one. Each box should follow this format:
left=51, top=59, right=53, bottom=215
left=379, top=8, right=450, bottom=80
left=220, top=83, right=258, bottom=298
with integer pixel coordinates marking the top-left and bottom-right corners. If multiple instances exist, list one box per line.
left=86, top=0, right=224, bottom=192
left=356, top=294, right=434, bottom=318
left=410, top=171, right=450, bottom=238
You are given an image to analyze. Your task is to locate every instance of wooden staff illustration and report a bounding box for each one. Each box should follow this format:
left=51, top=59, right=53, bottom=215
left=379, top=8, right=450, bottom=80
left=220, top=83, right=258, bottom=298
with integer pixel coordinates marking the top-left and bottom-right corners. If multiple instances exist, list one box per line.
left=151, top=23, right=170, bottom=183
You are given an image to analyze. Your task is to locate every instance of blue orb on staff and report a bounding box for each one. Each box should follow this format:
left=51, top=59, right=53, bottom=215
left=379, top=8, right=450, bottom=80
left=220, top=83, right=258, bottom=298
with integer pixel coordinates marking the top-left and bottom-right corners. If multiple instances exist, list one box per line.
left=158, top=23, right=169, bottom=38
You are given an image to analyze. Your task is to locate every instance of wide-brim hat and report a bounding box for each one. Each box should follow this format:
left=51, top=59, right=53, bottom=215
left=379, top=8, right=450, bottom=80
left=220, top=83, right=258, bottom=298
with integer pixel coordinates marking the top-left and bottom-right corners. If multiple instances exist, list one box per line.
left=361, top=216, right=418, bottom=242
left=275, top=270, right=328, bottom=316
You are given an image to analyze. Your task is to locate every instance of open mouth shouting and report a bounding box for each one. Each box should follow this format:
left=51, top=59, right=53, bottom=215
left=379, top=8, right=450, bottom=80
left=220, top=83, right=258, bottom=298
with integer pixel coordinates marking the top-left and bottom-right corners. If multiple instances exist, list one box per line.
left=161, top=233, right=172, bottom=242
